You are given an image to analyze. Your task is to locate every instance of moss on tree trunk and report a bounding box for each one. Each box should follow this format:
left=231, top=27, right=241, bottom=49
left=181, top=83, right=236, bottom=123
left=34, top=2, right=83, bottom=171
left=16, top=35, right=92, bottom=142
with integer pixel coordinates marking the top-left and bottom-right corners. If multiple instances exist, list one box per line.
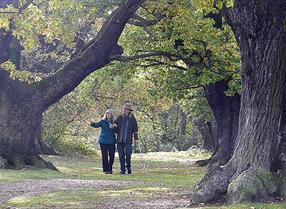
left=191, top=0, right=286, bottom=204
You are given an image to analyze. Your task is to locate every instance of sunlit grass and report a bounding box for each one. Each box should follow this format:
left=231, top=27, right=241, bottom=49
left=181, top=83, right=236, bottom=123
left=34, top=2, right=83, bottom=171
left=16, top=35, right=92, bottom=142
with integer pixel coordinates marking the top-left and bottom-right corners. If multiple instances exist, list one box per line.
left=39, top=153, right=206, bottom=189
left=7, top=186, right=172, bottom=209
left=0, top=168, right=63, bottom=183
left=1, top=151, right=285, bottom=209
left=7, top=190, right=102, bottom=208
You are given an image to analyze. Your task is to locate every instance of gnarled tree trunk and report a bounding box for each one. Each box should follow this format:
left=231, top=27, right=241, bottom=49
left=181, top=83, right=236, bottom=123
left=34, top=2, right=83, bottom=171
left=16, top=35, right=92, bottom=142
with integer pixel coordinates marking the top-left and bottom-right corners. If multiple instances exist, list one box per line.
left=277, top=87, right=286, bottom=196
left=191, top=0, right=286, bottom=204
left=0, top=0, right=144, bottom=169
left=204, top=80, right=240, bottom=165
left=0, top=71, right=54, bottom=169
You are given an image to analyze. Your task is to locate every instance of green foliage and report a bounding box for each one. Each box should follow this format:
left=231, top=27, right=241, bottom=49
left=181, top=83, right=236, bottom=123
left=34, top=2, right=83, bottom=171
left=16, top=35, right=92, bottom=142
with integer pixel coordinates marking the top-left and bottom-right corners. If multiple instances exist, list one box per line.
left=0, top=0, right=116, bottom=51
left=0, top=0, right=240, bottom=154
left=43, top=92, right=98, bottom=156
left=120, top=0, right=240, bottom=99
left=0, top=60, right=42, bottom=83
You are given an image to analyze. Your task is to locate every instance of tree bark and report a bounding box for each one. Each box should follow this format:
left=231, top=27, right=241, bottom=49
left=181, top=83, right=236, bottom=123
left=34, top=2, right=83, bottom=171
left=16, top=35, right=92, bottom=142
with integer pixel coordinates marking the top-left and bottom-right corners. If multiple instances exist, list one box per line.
left=204, top=80, right=240, bottom=165
left=191, top=1, right=286, bottom=204
left=193, top=117, right=217, bottom=152
left=0, top=30, right=11, bottom=65
left=0, top=0, right=144, bottom=169
left=0, top=71, right=55, bottom=169
left=177, top=108, right=188, bottom=151
left=278, top=88, right=286, bottom=172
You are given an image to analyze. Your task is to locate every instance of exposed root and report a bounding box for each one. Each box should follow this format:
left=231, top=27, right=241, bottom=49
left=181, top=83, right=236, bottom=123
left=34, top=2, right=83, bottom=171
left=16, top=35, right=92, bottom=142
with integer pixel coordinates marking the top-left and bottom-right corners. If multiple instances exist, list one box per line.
left=190, top=162, right=232, bottom=203
left=12, top=155, right=26, bottom=169
left=275, top=171, right=286, bottom=196
left=195, top=158, right=211, bottom=167
left=26, top=155, right=58, bottom=171
left=227, top=168, right=277, bottom=203
left=191, top=164, right=280, bottom=204
left=1, top=155, right=58, bottom=171
left=0, top=156, right=8, bottom=169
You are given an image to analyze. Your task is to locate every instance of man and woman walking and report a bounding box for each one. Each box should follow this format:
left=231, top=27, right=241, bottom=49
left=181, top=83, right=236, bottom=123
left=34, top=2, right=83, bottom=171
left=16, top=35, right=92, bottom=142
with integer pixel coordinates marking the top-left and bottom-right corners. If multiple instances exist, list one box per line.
left=90, top=103, right=138, bottom=175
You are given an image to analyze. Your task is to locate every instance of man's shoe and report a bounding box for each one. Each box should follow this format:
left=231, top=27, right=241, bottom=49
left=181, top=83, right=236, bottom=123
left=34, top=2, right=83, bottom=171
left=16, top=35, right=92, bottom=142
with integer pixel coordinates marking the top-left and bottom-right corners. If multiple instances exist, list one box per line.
left=127, top=170, right=132, bottom=174
left=120, top=171, right=126, bottom=175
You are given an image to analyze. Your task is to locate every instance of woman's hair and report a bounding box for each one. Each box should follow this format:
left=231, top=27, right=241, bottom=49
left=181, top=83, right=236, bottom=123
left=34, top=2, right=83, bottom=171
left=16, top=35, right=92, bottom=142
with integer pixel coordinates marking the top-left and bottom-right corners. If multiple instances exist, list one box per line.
left=102, top=109, right=114, bottom=122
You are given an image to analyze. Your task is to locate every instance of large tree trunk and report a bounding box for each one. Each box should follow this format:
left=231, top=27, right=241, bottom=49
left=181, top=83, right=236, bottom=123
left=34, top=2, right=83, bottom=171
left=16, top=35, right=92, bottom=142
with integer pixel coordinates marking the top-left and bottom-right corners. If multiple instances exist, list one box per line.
left=204, top=80, right=240, bottom=165
left=0, top=71, right=57, bottom=169
left=0, top=0, right=144, bottom=169
left=191, top=1, right=286, bottom=204
left=277, top=86, right=286, bottom=196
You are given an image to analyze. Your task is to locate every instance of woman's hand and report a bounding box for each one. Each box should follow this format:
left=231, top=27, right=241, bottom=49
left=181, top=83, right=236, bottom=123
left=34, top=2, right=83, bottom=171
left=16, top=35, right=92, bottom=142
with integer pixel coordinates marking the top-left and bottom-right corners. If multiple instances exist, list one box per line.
left=112, top=124, right=118, bottom=128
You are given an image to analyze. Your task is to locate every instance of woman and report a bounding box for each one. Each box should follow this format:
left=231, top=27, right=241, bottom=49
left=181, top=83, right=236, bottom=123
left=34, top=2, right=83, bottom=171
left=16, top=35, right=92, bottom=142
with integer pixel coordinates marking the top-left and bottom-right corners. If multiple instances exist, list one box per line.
left=90, top=109, right=116, bottom=174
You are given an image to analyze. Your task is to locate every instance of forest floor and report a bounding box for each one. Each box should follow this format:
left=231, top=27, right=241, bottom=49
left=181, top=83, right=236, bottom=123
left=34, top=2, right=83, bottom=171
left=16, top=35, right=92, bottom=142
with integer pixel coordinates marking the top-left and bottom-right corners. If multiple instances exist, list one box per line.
left=0, top=150, right=285, bottom=209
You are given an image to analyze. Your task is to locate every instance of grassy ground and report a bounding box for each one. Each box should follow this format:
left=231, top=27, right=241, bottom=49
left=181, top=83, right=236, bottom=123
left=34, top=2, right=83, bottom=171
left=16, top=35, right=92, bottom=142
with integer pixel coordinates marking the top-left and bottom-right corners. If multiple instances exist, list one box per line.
left=0, top=150, right=286, bottom=209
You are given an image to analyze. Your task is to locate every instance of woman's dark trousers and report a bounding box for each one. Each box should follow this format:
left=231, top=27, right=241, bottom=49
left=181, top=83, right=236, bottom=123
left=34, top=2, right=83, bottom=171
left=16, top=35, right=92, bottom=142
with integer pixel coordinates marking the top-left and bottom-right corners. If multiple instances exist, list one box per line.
left=100, top=144, right=115, bottom=173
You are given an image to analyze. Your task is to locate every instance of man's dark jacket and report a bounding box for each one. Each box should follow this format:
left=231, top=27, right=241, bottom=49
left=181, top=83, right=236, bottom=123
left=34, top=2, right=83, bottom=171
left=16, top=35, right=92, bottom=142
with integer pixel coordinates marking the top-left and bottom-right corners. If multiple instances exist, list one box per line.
left=115, top=113, right=138, bottom=144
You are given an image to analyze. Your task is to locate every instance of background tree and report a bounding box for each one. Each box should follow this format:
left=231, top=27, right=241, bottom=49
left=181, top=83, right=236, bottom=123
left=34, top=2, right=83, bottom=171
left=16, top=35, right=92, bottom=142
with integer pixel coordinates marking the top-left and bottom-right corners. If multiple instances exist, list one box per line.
left=113, top=0, right=241, bottom=164
left=0, top=0, right=144, bottom=169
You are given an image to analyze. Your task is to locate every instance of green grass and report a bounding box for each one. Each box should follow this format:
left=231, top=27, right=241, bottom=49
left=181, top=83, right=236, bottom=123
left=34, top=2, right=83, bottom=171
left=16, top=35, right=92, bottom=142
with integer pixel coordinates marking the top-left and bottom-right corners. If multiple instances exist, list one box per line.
left=41, top=153, right=206, bottom=188
left=7, top=190, right=102, bottom=208
left=7, top=186, right=171, bottom=209
left=1, top=151, right=286, bottom=209
left=0, top=168, right=64, bottom=183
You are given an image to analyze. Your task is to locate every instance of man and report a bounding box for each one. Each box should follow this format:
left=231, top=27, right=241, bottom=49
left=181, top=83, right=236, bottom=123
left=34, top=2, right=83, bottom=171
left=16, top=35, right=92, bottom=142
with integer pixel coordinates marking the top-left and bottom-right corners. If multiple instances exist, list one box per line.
left=114, top=103, right=138, bottom=174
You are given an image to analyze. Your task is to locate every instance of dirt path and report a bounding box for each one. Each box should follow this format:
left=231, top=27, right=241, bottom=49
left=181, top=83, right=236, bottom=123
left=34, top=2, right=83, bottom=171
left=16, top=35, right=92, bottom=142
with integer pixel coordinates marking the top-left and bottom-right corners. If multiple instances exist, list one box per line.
left=0, top=179, right=131, bottom=205
left=97, top=193, right=191, bottom=209
left=0, top=179, right=191, bottom=209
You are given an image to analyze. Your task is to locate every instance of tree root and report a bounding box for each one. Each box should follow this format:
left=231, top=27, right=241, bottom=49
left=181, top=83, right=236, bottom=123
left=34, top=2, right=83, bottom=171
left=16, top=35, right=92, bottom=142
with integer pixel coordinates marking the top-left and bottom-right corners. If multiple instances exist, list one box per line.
left=195, top=158, right=211, bottom=167
left=0, top=155, right=58, bottom=171
left=26, top=155, right=58, bottom=171
left=191, top=165, right=280, bottom=204
left=0, top=156, right=8, bottom=169
left=227, top=168, right=277, bottom=203
left=190, top=162, right=232, bottom=203
left=275, top=171, right=286, bottom=196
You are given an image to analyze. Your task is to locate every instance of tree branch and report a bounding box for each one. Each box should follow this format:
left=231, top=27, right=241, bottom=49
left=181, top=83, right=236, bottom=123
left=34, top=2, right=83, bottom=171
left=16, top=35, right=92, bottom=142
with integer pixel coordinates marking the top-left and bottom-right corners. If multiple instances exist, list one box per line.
left=19, top=0, right=33, bottom=13
left=34, top=0, right=145, bottom=111
left=138, top=60, right=189, bottom=71
left=0, top=0, right=33, bottom=13
left=110, top=50, right=188, bottom=62
left=128, top=13, right=159, bottom=27
left=110, top=51, right=171, bottom=62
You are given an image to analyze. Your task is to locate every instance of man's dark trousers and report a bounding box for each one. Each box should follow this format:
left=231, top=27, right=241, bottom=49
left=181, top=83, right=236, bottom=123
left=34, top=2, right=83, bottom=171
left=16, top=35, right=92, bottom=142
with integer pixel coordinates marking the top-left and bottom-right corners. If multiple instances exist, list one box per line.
left=117, top=143, right=132, bottom=173
left=100, top=144, right=115, bottom=173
